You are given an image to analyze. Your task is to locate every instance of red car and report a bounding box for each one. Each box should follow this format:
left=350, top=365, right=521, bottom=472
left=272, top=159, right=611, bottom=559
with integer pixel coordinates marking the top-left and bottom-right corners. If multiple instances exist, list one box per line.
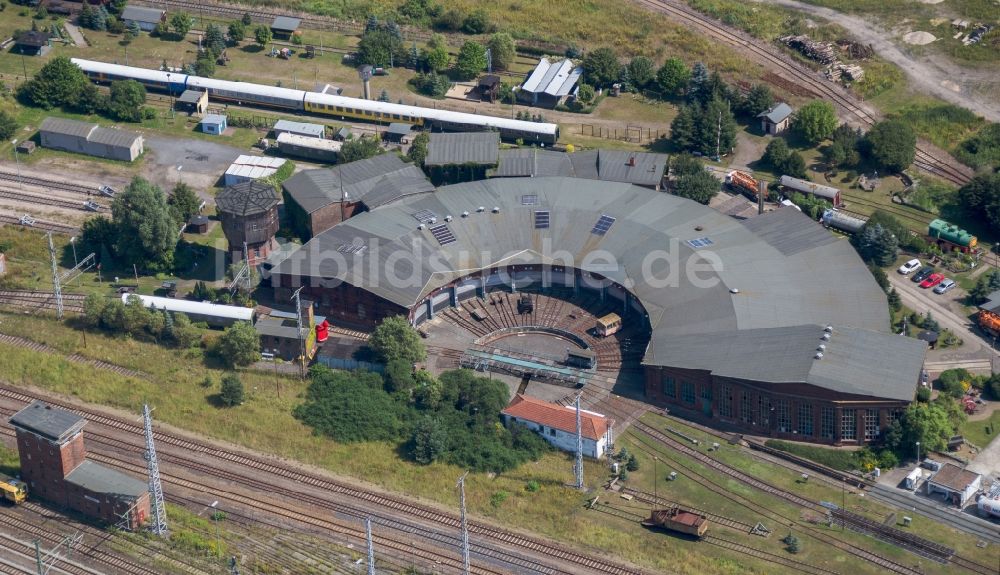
left=920, top=273, right=945, bottom=289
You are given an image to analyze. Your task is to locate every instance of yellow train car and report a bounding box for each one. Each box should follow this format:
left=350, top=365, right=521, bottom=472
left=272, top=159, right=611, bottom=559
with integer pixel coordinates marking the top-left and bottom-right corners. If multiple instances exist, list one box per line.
left=303, top=97, right=427, bottom=127
left=595, top=313, right=622, bottom=337
left=0, top=473, right=27, bottom=505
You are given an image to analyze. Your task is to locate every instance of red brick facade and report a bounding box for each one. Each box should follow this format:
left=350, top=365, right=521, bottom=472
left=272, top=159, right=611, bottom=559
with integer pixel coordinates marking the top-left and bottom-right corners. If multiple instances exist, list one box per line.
left=308, top=201, right=363, bottom=238
left=644, top=366, right=910, bottom=446
left=274, top=279, right=408, bottom=329
left=15, top=430, right=85, bottom=504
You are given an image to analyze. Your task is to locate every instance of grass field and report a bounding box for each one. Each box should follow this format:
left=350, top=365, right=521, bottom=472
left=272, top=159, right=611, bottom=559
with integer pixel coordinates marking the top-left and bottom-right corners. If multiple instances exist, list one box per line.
left=959, top=410, right=1000, bottom=449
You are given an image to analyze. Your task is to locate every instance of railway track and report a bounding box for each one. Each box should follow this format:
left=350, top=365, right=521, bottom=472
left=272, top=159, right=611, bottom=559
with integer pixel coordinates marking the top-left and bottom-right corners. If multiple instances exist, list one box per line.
left=0, top=213, right=79, bottom=235
left=0, top=386, right=646, bottom=575
left=0, top=332, right=145, bottom=378
left=0, top=189, right=106, bottom=213
left=0, top=172, right=101, bottom=197
left=839, top=193, right=933, bottom=228
left=0, top=291, right=86, bottom=313
left=616, top=486, right=756, bottom=533
left=631, top=0, right=973, bottom=187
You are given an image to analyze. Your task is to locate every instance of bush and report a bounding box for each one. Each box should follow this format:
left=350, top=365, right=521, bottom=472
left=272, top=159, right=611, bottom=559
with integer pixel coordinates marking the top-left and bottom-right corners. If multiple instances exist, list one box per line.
left=916, top=385, right=931, bottom=402
left=215, top=321, right=260, bottom=367
left=937, top=368, right=971, bottom=398
left=489, top=491, right=508, bottom=508
left=525, top=480, right=540, bottom=493
left=764, top=439, right=856, bottom=470
left=218, top=373, right=244, bottom=407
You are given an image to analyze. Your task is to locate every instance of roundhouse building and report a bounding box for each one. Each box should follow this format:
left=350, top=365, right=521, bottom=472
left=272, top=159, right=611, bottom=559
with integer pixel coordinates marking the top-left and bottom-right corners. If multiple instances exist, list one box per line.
left=216, top=180, right=280, bottom=264
left=269, top=177, right=926, bottom=445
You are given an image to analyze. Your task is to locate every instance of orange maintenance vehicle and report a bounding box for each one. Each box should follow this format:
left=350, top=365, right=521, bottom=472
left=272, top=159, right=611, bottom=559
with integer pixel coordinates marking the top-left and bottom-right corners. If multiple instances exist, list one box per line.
left=642, top=507, right=709, bottom=538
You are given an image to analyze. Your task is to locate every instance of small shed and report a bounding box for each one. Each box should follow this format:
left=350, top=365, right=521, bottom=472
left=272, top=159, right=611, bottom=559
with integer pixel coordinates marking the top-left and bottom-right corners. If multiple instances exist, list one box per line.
left=39, top=117, right=144, bottom=162
left=758, top=103, right=793, bottom=135
left=176, top=90, right=208, bottom=114
left=334, top=127, right=352, bottom=142
left=14, top=31, right=52, bottom=57
left=270, top=16, right=301, bottom=39
left=16, top=140, right=36, bottom=155
left=478, top=74, right=501, bottom=103
left=926, top=463, right=981, bottom=507
left=273, top=119, right=326, bottom=140
left=121, top=6, right=166, bottom=32
left=199, top=114, right=228, bottom=135
left=186, top=215, right=211, bottom=234
left=383, top=123, right=414, bottom=144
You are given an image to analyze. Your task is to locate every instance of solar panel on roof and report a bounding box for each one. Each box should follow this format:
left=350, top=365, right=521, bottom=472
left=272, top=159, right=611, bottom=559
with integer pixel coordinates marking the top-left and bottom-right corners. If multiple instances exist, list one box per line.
left=521, top=194, right=538, bottom=205
left=429, top=224, right=457, bottom=246
left=591, top=214, right=616, bottom=235
left=413, top=209, right=438, bottom=223
left=337, top=243, right=367, bottom=254
left=534, top=210, right=550, bottom=229
left=686, top=237, right=714, bottom=248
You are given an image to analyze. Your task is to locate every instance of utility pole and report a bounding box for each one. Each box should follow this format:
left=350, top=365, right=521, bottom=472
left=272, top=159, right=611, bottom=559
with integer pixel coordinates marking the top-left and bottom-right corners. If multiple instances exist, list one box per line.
left=575, top=394, right=584, bottom=490
left=457, top=473, right=470, bottom=575
left=34, top=532, right=82, bottom=575
left=47, top=232, right=63, bottom=320
left=365, top=517, right=375, bottom=575
left=715, top=110, right=722, bottom=162
left=293, top=286, right=305, bottom=379
left=143, top=404, right=169, bottom=536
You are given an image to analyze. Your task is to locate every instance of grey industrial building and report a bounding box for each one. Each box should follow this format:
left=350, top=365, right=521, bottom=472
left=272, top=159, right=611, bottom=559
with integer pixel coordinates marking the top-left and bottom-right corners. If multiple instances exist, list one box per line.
left=424, top=132, right=501, bottom=184
left=121, top=6, right=166, bottom=32
left=269, top=177, right=926, bottom=445
left=272, top=119, right=326, bottom=139
left=491, top=148, right=667, bottom=190
left=519, top=58, right=582, bottom=107
left=39, top=117, right=144, bottom=162
left=282, top=153, right=433, bottom=239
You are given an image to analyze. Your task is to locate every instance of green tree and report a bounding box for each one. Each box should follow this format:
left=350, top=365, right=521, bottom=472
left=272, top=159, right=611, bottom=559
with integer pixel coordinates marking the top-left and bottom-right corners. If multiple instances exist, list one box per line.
left=454, top=40, right=487, bottom=81
left=170, top=12, right=193, bottom=37
left=0, top=110, right=17, bottom=141
left=937, top=368, right=971, bottom=398
left=686, top=62, right=710, bottom=103
left=82, top=293, right=107, bottom=328
left=339, top=136, right=383, bottom=164
left=108, top=0, right=127, bottom=15
left=168, top=182, right=201, bottom=225
left=216, top=321, right=260, bottom=367
left=294, top=367, right=406, bottom=441
left=627, top=56, right=655, bottom=90
left=669, top=105, right=697, bottom=151
left=358, top=27, right=403, bottom=68
left=957, top=174, right=1000, bottom=234
left=656, top=57, right=690, bottom=96
left=422, top=44, right=450, bottom=72
left=885, top=402, right=954, bottom=455
left=696, top=96, right=737, bottom=157
left=741, top=84, right=774, bottom=118
left=106, top=79, right=146, bottom=122
left=410, top=417, right=447, bottom=463
left=100, top=299, right=126, bottom=332
left=171, top=312, right=201, bottom=348
left=126, top=20, right=141, bottom=40
left=123, top=294, right=153, bottom=335
left=781, top=151, right=807, bottom=179
left=793, top=100, right=838, bottom=144
left=763, top=138, right=789, bottom=169
left=253, top=24, right=272, bottom=47
left=227, top=21, right=245, bottom=43
left=407, top=131, right=429, bottom=165
left=673, top=169, right=719, bottom=205
left=111, top=177, right=177, bottom=271
left=581, top=47, right=621, bottom=88
left=204, top=23, right=226, bottom=57
left=852, top=222, right=898, bottom=266
left=864, top=120, right=916, bottom=173
left=461, top=9, right=490, bottom=33
left=487, top=32, right=515, bottom=71
left=824, top=123, right=863, bottom=169
left=577, top=83, right=595, bottom=104
left=241, top=12, right=253, bottom=26
left=369, top=316, right=426, bottom=364
left=194, top=52, right=216, bottom=77
left=670, top=153, right=704, bottom=177
left=887, top=288, right=902, bottom=313
left=20, top=56, right=89, bottom=109
left=219, top=373, right=245, bottom=407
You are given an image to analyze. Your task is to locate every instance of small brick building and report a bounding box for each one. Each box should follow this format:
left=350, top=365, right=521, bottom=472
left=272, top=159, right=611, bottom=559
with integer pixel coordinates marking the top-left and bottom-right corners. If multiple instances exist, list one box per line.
left=216, top=180, right=280, bottom=265
left=10, top=401, right=149, bottom=529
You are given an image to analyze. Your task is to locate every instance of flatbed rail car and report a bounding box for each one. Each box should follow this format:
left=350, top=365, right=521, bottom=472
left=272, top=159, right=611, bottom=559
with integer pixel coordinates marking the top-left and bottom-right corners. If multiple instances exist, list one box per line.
left=642, top=507, right=709, bottom=538
left=71, top=58, right=559, bottom=144
left=565, top=348, right=596, bottom=369
left=0, top=473, right=27, bottom=505
left=595, top=313, right=622, bottom=337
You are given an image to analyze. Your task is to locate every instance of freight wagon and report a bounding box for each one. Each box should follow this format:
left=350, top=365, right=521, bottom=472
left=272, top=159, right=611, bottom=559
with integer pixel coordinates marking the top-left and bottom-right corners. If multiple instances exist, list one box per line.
left=779, top=175, right=842, bottom=207
left=725, top=171, right=767, bottom=201
left=822, top=209, right=866, bottom=234
left=641, top=507, right=709, bottom=538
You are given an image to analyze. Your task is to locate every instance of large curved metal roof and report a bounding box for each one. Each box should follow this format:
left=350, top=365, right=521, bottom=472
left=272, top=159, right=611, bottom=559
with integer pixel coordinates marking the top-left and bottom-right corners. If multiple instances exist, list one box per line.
left=273, top=177, right=923, bottom=399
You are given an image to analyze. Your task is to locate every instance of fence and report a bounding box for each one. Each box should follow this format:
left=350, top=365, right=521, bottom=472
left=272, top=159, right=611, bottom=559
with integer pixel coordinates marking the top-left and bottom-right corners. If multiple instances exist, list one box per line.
left=315, top=356, right=385, bottom=373
left=578, top=124, right=668, bottom=144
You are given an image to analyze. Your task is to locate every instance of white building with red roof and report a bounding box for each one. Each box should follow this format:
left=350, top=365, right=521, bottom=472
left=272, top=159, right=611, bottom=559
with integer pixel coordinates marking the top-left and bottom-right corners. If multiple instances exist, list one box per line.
left=501, top=395, right=613, bottom=458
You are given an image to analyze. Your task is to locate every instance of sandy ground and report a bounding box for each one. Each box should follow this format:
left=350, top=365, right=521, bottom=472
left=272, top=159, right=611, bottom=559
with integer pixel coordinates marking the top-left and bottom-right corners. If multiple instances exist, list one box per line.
left=903, top=31, right=937, bottom=45
left=752, top=0, right=1000, bottom=123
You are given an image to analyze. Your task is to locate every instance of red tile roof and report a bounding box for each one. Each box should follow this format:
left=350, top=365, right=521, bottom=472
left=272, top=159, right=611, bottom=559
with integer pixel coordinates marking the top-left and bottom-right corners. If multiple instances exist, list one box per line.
left=502, top=394, right=609, bottom=441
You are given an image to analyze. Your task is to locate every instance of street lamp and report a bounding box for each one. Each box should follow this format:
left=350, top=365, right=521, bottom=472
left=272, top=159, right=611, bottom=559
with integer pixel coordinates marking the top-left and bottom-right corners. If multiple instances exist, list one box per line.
left=10, top=139, right=22, bottom=189
left=166, top=73, right=175, bottom=118
left=70, top=237, right=78, bottom=267
left=915, top=441, right=920, bottom=464
left=510, top=86, right=519, bottom=119
left=209, top=500, right=221, bottom=559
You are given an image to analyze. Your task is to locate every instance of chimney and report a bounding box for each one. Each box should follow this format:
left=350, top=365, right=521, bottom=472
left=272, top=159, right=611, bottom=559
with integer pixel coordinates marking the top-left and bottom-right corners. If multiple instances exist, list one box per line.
left=757, top=180, right=767, bottom=215
left=627, top=155, right=636, bottom=167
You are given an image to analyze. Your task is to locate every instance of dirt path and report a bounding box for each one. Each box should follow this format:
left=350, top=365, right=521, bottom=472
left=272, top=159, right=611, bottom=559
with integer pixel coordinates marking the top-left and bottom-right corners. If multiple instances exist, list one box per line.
left=752, top=0, right=1000, bottom=122
left=63, top=23, right=88, bottom=48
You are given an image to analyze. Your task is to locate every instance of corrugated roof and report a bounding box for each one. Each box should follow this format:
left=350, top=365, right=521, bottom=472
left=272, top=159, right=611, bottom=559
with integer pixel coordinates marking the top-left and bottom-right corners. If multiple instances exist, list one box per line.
left=122, top=293, right=255, bottom=321
left=121, top=6, right=164, bottom=23
left=40, top=117, right=97, bottom=140
left=492, top=149, right=574, bottom=178
left=88, top=126, right=142, bottom=149
left=177, top=90, right=205, bottom=104
left=594, top=150, right=666, bottom=186
left=980, top=290, right=1000, bottom=313
left=225, top=164, right=278, bottom=180
left=9, top=401, right=85, bottom=443
left=273, top=119, right=325, bottom=138
left=386, top=123, right=413, bottom=136
left=521, top=58, right=582, bottom=97
left=232, top=155, right=286, bottom=168
left=216, top=181, right=279, bottom=216
left=425, top=132, right=500, bottom=166
left=276, top=132, right=343, bottom=152
left=758, top=103, right=793, bottom=124
left=255, top=316, right=307, bottom=339
left=64, top=460, right=148, bottom=498
left=282, top=153, right=424, bottom=213
left=362, top=170, right=436, bottom=209
left=271, top=16, right=301, bottom=31
left=502, top=394, right=609, bottom=440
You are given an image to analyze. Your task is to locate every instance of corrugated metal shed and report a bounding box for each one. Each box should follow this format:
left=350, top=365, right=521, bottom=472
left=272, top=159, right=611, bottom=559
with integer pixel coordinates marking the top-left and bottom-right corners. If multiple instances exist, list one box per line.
left=232, top=155, right=287, bottom=168
left=273, top=119, right=326, bottom=139
left=40, top=117, right=97, bottom=139
left=88, top=126, right=143, bottom=149
left=64, top=460, right=148, bottom=498
left=425, top=132, right=500, bottom=166
left=121, top=6, right=164, bottom=23
left=271, top=16, right=301, bottom=31
left=9, top=401, right=85, bottom=443
left=121, top=293, right=254, bottom=322
left=225, top=164, right=278, bottom=185
left=521, top=58, right=582, bottom=97
left=282, top=153, right=424, bottom=213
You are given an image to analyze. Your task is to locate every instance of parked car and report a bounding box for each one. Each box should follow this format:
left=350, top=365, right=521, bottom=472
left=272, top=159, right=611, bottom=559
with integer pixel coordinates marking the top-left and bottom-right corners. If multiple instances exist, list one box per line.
left=911, top=267, right=935, bottom=283
left=898, top=259, right=921, bottom=275
left=920, top=273, right=945, bottom=289
left=933, top=279, right=956, bottom=294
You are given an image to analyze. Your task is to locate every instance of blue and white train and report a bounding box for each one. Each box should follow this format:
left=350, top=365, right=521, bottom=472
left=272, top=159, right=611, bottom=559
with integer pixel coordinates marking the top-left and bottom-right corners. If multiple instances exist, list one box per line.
left=70, top=58, right=560, bottom=144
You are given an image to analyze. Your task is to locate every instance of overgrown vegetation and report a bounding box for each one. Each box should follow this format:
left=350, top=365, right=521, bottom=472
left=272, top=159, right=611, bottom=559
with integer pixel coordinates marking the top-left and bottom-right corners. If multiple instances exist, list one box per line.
left=956, top=123, right=1000, bottom=171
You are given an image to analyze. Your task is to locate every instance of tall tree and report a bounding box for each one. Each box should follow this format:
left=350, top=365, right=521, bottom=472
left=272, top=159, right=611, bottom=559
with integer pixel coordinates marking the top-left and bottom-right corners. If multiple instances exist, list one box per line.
left=170, top=12, right=193, bottom=37
left=106, top=79, right=146, bottom=122
left=454, top=40, right=487, bottom=81
left=626, top=56, right=655, bottom=90
left=227, top=21, right=245, bottom=43
left=20, top=56, right=89, bottom=109
left=204, top=23, right=226, bottom=57
left=487, top=32, right=516, bottom=71
left=219, top=373, right=245, bottom=406
left=852, top=222, right=899, bottom=266
left=254, top=24, right=273, bottom=47
left=581, top=47, right=620, bottom=88
left=741, top=84, right=774, bottom=118
left=655, top=57, right=690, bottom=96
left=422, top=43, right=449, bottom=72
left=111, top=177, right=177, bottom=271
left=864, top=119, right=917, bottom=173
left=669, top=104, right=698, bottom=151
left=368, top=315, right=426, bottom=364
left=358, top=27, right=403, bottom=67
left=673, top=169, right=720, bottom=205
left=686, top=62, right=709, bottom=103
left=793, top=100, right=838, bottom=144
left=216, top=321, right=261, bottom=367
left=168, top=182, right=201, bottom=225
left=339, top=136, right=383, bottom=164
left=0, top=110, right=17, bottom=142
left=763, top=137, right=789, bottom=169
left=407, top=132, right=430, bottom=165
left=697, top=96, right=737, bottom=157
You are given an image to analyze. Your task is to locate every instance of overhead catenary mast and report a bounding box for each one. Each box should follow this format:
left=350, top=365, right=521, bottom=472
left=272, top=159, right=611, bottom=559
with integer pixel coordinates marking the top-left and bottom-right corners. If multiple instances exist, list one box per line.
left=575, top=394, right=584, bottom=490
left=143, top=404, right=168, bottom=536
left=457, top=473, right=470, bottom=575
